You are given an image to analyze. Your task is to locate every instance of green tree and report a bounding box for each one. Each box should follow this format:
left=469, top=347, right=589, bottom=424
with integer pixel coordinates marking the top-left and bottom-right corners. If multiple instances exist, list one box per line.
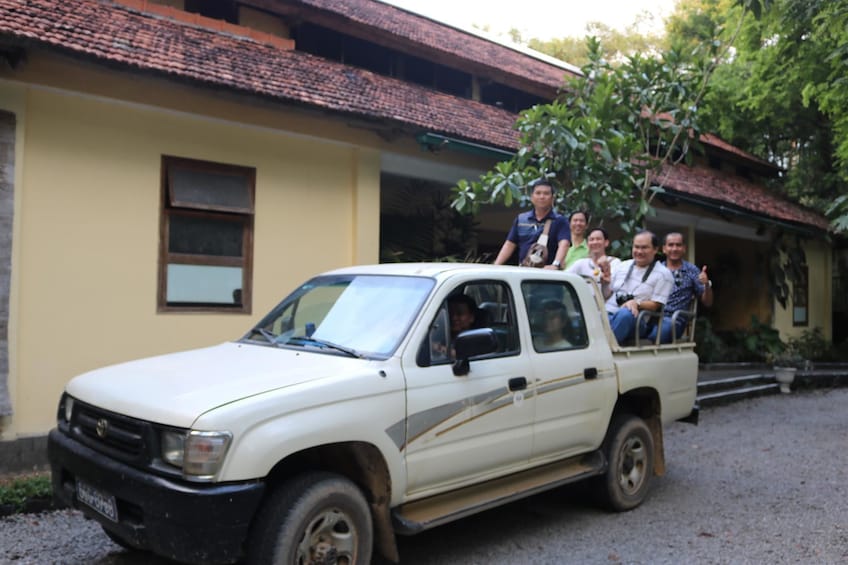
left=526, top=20, right=668, bottom=68
left=451, top=37, right=715, bottom=248
left=668, top=0, right=848, bottom=232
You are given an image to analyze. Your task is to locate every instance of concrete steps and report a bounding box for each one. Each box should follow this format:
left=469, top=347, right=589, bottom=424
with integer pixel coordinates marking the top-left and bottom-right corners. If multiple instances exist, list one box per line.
left=697, top=373, right=779, bottom=406
left=696, top=363, right=848, bottom=407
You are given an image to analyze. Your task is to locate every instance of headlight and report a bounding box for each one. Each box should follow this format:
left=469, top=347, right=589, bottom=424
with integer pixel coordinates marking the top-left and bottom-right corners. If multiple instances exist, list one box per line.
left=57, top=395, right=74, bottom=425
left=161, top=429, right=232, bottom=480
left=161, top=429, right=186, bottom=467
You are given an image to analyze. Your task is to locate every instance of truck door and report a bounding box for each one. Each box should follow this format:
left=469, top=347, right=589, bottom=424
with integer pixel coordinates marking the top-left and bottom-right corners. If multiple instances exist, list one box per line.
left=402, top=280, right=535, bottom=495
left=521, top=279, right=617, bottom=461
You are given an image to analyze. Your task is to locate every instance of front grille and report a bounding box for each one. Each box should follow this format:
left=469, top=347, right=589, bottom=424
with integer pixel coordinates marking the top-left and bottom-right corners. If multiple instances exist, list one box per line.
left=71, top=401, right=154, bottom=465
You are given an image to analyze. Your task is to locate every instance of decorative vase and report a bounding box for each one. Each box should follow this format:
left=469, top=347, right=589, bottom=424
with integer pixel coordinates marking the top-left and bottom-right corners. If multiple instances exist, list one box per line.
left=773, top=366, right=797, bottom=394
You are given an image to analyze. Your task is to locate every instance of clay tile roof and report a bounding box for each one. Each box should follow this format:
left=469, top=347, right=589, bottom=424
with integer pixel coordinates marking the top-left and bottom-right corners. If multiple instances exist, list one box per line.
left=699, top=132, right=779, bottom=172
left=296, top=0, right=579, bottom=94
left=0, top=0, right=829, bottom=232
left=0, top=0, right=520, bottom=148
left=659, top=164, right=829, bottom=231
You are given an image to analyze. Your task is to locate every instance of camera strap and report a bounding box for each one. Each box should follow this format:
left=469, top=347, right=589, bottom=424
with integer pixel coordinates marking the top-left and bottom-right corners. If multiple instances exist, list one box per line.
left=624, top=258, right=656, bottom=284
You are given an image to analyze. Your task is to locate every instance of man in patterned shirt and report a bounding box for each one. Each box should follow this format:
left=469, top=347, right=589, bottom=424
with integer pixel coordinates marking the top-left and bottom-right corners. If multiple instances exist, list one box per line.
left=646, top=232, right=713, bottom=343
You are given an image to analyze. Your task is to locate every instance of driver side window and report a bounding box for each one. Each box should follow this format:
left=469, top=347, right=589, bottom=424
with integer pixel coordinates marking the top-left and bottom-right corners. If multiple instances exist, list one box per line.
left=421, top=280, right=519, bottom=366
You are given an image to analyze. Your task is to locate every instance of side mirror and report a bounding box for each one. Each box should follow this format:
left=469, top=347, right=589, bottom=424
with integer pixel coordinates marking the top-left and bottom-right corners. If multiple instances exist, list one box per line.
left=452, top=328, right=498, bottom=376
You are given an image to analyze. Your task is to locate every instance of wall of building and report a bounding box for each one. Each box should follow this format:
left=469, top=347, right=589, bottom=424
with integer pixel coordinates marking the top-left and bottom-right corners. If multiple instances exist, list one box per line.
left=0, top=78, right=382, bottom=438
left=773, top=239, right=833, bottom=341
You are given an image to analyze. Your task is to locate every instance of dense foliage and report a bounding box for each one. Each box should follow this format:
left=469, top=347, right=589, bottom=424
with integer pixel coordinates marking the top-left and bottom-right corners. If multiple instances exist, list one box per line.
left=668, top=0, right=848, bottom=232
left=521, top=20, right=668, bottom=68
left=451, top=37, right=715, bottom=248
left=494, top=0, right=847, bottom=234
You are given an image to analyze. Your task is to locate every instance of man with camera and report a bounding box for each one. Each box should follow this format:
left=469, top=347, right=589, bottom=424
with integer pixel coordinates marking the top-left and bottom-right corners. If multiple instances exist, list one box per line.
left=602, top=230, right=674, bottom=344
left=493, top=179, right=570, bottom=269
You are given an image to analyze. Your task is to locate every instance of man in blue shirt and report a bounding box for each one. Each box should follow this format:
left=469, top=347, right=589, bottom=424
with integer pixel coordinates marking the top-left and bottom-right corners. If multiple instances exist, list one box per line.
left=646, top=232, right=713, bottom=343
left=493, top=180, right=570, bottom=269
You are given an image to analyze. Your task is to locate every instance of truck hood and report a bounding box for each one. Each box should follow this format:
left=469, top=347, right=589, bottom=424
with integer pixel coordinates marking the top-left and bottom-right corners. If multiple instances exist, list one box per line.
left=65, top=342, right=372, bottom=427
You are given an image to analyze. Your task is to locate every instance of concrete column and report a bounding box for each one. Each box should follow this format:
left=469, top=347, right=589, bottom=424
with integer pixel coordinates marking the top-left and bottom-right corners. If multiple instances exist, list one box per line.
left=0, top=111, right=14, bottom=417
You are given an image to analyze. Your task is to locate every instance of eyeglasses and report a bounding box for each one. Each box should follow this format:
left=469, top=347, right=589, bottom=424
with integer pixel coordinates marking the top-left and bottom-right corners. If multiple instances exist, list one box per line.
left=673, top=270, right=684, bottom=287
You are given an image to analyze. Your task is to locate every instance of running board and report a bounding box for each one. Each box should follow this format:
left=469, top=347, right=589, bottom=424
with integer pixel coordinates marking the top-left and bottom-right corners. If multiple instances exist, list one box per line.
left=392, top=451, right=605, bottom=535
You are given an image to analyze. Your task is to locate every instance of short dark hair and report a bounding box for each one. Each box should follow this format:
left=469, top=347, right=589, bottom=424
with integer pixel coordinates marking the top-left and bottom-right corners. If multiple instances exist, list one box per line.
left=634, top=229, right=659, bottom=249
left=588, top=227, right=609, bottom=240
left=542, top=299, right=566, bottom=314
left=663, top=232, right=686, bottom=245
left=569, top=210, right=589, bottom=222
left=448, top=293, right=477, bottom=313
left=529, top=178, right=555, bottom=194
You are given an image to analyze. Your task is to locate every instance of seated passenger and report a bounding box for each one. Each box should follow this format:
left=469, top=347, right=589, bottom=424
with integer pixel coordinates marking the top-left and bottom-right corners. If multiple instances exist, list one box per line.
left=645, top=232, right=713, bottom=343
left=566, top=227, right=621, bottom=286
left=533, top=300, right=572, bottom=351
left=602, top=231, right=673, bottom=344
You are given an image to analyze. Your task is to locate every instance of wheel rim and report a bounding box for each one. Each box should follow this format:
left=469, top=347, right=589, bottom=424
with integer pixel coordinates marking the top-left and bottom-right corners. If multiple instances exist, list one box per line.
left=617, top=435, right=647, bottom=496
left=294, top=507, right=358, bottom=565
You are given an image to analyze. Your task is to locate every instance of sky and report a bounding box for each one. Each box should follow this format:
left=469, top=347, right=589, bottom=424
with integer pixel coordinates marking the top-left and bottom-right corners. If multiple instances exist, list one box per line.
left=381, top=0, right=678, bottom=41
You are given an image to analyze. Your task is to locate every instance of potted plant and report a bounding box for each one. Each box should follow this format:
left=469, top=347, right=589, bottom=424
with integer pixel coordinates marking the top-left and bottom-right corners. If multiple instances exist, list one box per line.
left=767, top=347, right=805, bottom=393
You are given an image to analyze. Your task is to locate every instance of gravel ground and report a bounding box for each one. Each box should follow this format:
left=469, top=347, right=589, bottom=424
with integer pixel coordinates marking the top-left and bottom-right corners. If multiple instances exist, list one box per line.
left=2, top=388, right=847, bottom=564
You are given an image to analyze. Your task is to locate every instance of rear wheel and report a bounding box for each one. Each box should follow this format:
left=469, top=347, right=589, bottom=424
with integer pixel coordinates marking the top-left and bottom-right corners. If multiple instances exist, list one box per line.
left=596, top=414, right=654, bottom=511
left=245, top=472, right=373, bottom=565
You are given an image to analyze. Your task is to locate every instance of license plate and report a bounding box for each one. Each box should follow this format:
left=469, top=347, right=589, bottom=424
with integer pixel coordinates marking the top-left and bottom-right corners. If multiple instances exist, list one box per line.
left=76, top=479, right=118, bottom=522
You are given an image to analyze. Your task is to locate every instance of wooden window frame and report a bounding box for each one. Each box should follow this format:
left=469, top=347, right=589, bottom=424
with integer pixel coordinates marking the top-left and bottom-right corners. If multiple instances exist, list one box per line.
left=158, top=156, right=255, bottom=313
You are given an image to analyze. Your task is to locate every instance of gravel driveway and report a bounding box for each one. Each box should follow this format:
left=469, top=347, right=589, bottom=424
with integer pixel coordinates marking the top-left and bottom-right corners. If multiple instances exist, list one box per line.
left=3, top=388, right=847, bottom=564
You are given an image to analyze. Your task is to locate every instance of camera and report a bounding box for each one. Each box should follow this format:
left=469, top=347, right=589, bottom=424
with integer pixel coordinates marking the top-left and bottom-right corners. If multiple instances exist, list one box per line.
left=615, top=292, right=635, bottom=306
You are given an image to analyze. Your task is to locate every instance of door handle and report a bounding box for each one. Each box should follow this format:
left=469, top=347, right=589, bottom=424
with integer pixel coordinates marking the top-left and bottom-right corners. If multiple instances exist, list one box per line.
left=584, top=367, right=598, bottom=380
left=508, top=377, right=527, bottom=391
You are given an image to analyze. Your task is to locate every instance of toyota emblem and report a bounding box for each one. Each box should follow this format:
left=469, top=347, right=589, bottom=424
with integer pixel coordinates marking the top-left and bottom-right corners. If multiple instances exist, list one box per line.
left=95, top=418, right=109, bottom=438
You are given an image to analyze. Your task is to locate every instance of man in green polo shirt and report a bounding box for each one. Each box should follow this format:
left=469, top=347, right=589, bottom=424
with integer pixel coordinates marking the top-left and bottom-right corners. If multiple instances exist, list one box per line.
left=564, top=210, right=589, bottom=268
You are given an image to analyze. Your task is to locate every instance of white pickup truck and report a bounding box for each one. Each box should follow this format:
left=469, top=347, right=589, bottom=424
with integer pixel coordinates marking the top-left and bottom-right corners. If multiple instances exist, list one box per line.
left=48, top=263, right=698, bottom=565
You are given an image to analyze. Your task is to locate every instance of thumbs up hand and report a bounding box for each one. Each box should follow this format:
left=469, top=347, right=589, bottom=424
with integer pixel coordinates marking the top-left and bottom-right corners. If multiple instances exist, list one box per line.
left=698, top=265, right=709, bottom=285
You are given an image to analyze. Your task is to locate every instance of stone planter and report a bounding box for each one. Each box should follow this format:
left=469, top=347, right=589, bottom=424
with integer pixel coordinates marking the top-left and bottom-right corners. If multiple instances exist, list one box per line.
left=773, top=366, right=797, bottom=394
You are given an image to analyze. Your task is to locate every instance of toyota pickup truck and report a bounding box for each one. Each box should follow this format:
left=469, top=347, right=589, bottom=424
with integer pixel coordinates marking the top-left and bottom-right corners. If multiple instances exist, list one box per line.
left=48, top=263, right=699, bottom=565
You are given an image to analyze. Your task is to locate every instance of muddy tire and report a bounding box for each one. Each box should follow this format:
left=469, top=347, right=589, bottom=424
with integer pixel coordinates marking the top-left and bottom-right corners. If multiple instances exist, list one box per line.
left=596, top=414, right=654, bottom=511
left=244, top=472, right=373, bottom=565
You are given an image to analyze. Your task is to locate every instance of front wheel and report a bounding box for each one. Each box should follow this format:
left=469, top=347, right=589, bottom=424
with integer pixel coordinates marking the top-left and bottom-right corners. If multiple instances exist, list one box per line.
left=245, top=472, right=373, bottom=565
left=596, top=414, right=654, bottom=511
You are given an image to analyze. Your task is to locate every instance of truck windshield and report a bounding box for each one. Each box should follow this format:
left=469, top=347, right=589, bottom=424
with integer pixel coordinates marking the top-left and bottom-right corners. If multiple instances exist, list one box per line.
left=243, top=274, right=434, bottom=359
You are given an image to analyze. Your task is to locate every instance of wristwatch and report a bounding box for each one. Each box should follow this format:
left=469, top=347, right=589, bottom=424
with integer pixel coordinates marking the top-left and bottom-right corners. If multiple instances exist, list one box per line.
left=552, top=259, right=561, bottom=268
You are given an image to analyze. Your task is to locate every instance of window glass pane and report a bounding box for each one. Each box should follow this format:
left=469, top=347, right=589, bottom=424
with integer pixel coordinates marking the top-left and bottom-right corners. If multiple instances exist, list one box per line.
left=792, top=264, right=809, bottom=326
left=166, top=264, right=243, bottom=304
left=169, top=166, right=252, bottom=212
left=522, top=281, right=589, bottom=351
left=248, top=275, right=434, bottom=357
left=169, top=215, right=243, bottom=257
left=313, top=277, right=429, bottom=355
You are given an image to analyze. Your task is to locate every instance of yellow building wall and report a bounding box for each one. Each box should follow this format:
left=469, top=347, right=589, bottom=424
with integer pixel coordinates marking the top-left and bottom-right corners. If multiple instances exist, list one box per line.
left=3, top=85, right=380, bottom=437
left=773, top=240, right=832, bottom=341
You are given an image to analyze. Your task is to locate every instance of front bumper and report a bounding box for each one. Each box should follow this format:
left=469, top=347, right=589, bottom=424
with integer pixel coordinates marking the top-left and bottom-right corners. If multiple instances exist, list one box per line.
left=48, top=428, right=265, bottom=565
